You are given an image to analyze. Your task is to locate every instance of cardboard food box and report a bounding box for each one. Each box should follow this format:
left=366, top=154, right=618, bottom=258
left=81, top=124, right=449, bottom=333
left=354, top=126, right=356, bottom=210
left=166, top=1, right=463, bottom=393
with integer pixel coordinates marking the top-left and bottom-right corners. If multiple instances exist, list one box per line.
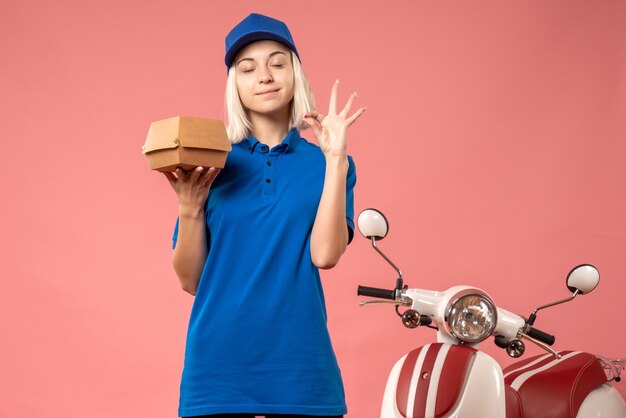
left=142, top=116, right=231, bottom=172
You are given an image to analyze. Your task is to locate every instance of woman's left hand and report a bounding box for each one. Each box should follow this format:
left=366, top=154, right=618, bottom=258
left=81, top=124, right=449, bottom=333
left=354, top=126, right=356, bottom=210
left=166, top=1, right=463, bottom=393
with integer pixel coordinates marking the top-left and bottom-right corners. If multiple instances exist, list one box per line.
left=303, top=79, right=366, bottom=158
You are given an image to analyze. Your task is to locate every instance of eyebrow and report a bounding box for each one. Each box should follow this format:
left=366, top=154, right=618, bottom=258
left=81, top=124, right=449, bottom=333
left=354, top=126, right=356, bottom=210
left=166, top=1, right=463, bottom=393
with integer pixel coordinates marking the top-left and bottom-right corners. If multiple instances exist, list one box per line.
left=236, top=51, right=288, bottom=66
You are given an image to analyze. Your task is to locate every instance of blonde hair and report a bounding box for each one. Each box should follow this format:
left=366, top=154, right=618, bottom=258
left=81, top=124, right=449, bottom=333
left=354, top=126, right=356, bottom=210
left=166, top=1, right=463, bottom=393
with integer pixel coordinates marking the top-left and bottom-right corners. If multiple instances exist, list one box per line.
left=225, top=50, right=315, bottom=144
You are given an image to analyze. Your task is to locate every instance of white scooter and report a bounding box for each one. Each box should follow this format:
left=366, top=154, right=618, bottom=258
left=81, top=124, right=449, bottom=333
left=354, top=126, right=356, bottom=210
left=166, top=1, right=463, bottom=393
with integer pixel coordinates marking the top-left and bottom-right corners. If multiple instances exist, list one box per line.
left=356, top=208, right=625, bottom=418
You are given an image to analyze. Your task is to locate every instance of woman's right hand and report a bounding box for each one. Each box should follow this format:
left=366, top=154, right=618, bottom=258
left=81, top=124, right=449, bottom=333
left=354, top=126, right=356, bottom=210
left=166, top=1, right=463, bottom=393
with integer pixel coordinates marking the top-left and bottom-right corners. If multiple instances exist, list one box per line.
left=162, top=166, right=221, bottom=212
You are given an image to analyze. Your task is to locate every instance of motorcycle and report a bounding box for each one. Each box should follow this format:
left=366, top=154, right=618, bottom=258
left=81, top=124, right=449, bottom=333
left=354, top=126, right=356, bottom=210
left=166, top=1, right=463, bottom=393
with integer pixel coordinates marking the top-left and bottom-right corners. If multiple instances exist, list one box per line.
left=356, top=208, right=625, bottom=418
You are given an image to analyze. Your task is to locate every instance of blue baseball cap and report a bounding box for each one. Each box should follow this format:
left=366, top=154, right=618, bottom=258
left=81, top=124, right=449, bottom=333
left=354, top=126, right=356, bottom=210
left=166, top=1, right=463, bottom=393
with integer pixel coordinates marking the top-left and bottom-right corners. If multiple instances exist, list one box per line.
left=225, top=13, right=301, bottom=71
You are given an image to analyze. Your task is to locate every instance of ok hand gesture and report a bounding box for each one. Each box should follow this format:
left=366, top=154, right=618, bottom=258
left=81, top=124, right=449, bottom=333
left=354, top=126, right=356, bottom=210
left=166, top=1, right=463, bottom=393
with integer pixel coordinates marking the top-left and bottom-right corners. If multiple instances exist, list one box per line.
left=303, top=80, right=366, bottom=158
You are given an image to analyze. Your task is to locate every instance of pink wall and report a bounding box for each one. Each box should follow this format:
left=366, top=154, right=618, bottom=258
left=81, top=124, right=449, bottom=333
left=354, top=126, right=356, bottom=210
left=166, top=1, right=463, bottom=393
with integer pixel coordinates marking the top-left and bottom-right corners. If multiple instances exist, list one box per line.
left=2, top=0, right=625, bottom=416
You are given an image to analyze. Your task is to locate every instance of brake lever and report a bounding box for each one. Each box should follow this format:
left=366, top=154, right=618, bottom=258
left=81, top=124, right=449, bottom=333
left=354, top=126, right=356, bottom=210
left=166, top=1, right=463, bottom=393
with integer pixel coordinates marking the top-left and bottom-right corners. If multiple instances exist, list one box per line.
left=518, top=332, right=562, bottom=359
left=359, top=299, right=411, bottom=307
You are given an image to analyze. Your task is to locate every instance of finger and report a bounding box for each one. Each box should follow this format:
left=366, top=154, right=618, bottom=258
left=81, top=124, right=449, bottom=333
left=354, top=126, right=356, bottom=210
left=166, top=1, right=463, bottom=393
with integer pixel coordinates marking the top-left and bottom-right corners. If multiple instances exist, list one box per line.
left=162, top=171, right=177, bottom=187
left=303, top=112, right=323, bottom=125
left=304, top=110, right=324, bottom=124
left=201, top=168, right=213, bottom=186
left=329, top=79, right=339, bottom=115
left=191, top=166, right=205, bottom=180
left=304, top=112, right=323, bottom=129
left=202, top=167, right=221, bottom=187
left=175, top=167, right=189, bottom=181
left=346, top=106, right=367, bottom=127
left=303, top=115, right=322, bottom=139
left=339, top=91, right=357, bottom=118
left=162, top=171, right=176, bottom=181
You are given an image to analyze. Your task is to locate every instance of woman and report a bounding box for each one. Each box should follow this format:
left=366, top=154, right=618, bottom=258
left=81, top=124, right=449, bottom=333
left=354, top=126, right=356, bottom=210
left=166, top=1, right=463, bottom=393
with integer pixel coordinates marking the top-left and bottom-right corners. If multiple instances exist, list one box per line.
left=164, top=13, right=365, bottom=418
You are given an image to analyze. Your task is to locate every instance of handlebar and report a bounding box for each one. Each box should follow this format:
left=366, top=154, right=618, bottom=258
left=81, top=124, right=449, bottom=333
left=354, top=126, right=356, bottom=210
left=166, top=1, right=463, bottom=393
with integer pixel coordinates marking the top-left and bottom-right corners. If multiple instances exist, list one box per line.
left=357, top=285, right=396, bottom=300
left=358, top=284, right=557, bottom=347
left=527, top=326, right=556, bottom=346
left=494, top=326, right=556, bottom=351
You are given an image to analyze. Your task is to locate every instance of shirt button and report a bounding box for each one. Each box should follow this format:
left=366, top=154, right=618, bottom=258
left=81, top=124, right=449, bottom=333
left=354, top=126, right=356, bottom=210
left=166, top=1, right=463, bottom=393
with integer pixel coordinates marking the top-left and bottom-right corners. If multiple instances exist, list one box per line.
left=266, top=161, right=272, bottom=166
left=265, top=178, right=271, bottom=183
left=261, top=146, right=268, bottom=152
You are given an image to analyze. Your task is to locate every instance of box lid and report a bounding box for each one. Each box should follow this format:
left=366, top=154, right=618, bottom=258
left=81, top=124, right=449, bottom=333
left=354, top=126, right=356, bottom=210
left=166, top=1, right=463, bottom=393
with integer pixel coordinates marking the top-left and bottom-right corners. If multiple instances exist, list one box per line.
left=142, top=116, right=231, bottom=154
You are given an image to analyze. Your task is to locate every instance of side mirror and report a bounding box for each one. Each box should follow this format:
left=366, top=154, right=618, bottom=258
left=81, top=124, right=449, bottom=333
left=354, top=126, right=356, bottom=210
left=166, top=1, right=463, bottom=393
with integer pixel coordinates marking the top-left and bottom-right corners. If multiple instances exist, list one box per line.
left=357, top=208, right=403, bottom=288
left=357, top=208, right=389, bottom=240
left=528, top=263, right=600, bottom=327
left=566, top=264, right=600, bottom=295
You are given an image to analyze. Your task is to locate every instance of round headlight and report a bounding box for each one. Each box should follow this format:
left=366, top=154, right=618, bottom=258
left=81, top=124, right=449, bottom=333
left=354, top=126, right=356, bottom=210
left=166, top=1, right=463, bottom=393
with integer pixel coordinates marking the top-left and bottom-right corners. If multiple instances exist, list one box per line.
left=445, top=290, right=497, bottom=344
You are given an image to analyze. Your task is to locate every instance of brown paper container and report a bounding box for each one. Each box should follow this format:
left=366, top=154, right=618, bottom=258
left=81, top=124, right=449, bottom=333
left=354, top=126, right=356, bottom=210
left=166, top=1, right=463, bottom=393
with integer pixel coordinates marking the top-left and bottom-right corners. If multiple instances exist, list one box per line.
left=142, top=116, right=231, bottom=172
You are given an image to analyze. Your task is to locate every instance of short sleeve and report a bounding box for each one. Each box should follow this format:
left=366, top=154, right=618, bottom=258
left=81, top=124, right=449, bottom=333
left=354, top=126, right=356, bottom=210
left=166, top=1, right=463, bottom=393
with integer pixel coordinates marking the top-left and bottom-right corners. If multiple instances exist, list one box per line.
left=172, top=217, right=179, bottom=249
left=346, top=155, right=357, bottom=245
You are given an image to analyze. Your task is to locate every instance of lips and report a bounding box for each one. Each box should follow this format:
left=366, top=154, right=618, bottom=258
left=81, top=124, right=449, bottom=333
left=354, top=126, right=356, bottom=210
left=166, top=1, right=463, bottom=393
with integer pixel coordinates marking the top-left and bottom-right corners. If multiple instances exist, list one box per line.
left=256, top=88, right=280, bottom=95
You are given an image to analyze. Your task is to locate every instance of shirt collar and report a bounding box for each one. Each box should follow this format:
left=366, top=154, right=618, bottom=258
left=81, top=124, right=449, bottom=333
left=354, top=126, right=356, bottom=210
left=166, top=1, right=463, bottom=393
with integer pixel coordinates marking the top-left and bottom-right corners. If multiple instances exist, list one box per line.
left=238, top=128, right=301, bottom=154
left=281, top=128, right=301, bottom=151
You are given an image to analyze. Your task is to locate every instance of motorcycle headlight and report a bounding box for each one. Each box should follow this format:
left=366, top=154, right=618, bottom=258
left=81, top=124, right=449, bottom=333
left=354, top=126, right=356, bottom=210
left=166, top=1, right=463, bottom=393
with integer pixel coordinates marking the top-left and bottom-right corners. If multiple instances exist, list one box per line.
left=445, top=290, right=497, bottom=344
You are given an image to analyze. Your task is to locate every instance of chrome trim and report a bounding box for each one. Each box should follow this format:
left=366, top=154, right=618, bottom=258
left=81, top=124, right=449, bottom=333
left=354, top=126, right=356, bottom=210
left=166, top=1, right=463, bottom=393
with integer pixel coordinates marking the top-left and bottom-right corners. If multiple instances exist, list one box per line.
left=444, top=288, right=498, bottom=343
left=596, top=356, right=624, bottom=382
left=371, top=237, right=403, bottom=283
left=519, top=332, right=561, bottom=359
left=532, top=288, right=579, bottom=316
left=359, top=298, right=412, bottom=307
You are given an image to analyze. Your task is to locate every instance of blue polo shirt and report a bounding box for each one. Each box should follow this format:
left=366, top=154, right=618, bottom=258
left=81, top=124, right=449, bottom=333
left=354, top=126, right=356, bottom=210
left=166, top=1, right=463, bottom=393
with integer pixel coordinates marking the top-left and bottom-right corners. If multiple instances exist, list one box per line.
left=172, top=128, right=356, bottom=416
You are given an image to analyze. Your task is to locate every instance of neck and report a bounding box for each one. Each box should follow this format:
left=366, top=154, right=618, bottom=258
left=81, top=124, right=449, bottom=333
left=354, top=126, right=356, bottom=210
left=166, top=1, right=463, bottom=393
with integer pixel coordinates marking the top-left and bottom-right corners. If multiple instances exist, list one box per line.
left=249, top=108, right=291, bottom=148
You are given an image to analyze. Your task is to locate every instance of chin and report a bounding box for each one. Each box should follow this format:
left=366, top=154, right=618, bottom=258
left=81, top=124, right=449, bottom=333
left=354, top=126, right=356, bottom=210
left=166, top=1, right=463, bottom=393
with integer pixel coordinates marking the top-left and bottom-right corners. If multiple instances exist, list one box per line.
left=249, top=102, right=292, bottom=117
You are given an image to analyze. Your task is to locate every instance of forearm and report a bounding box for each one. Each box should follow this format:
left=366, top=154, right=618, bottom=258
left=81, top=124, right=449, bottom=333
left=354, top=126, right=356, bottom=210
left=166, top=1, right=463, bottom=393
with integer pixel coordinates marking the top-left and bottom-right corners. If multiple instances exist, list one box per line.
left=172, top=205, right=208, bottom=295
left=310, top=155, right=349, bottom=269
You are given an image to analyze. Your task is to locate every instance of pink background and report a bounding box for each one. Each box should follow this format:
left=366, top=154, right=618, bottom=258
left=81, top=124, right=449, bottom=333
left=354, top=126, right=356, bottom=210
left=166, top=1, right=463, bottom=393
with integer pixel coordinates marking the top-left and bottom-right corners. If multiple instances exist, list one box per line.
left=2, top=0, right=625, bottom=416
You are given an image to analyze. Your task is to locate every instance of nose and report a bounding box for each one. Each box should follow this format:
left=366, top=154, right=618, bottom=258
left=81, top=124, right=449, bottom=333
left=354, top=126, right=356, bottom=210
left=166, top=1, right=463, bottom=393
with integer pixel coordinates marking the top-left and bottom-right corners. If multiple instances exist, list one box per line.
left=257, top=65, right=274, bottom=83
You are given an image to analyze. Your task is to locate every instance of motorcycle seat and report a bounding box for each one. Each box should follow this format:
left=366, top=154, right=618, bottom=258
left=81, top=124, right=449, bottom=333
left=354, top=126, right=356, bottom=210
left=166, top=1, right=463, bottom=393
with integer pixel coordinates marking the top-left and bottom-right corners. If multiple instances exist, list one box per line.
left=503, top=351, right=607, bottom=418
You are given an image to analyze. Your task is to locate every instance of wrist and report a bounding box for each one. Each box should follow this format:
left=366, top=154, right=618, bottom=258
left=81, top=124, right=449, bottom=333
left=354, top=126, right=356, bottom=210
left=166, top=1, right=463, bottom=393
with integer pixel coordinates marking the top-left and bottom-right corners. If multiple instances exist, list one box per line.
left=178, top=204, right=205, bottom=219
left=324, top=155, right=349, bottom=176
left=325, top=150, right=348, bottom=160
left=324, top=153, right=349, bottom=166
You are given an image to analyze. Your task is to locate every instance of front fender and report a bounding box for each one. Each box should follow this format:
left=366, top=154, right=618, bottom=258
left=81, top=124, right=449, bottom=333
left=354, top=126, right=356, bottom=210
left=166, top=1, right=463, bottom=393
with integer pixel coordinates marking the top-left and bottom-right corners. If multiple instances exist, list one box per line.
left=381, top=343, right=505, bottom=418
